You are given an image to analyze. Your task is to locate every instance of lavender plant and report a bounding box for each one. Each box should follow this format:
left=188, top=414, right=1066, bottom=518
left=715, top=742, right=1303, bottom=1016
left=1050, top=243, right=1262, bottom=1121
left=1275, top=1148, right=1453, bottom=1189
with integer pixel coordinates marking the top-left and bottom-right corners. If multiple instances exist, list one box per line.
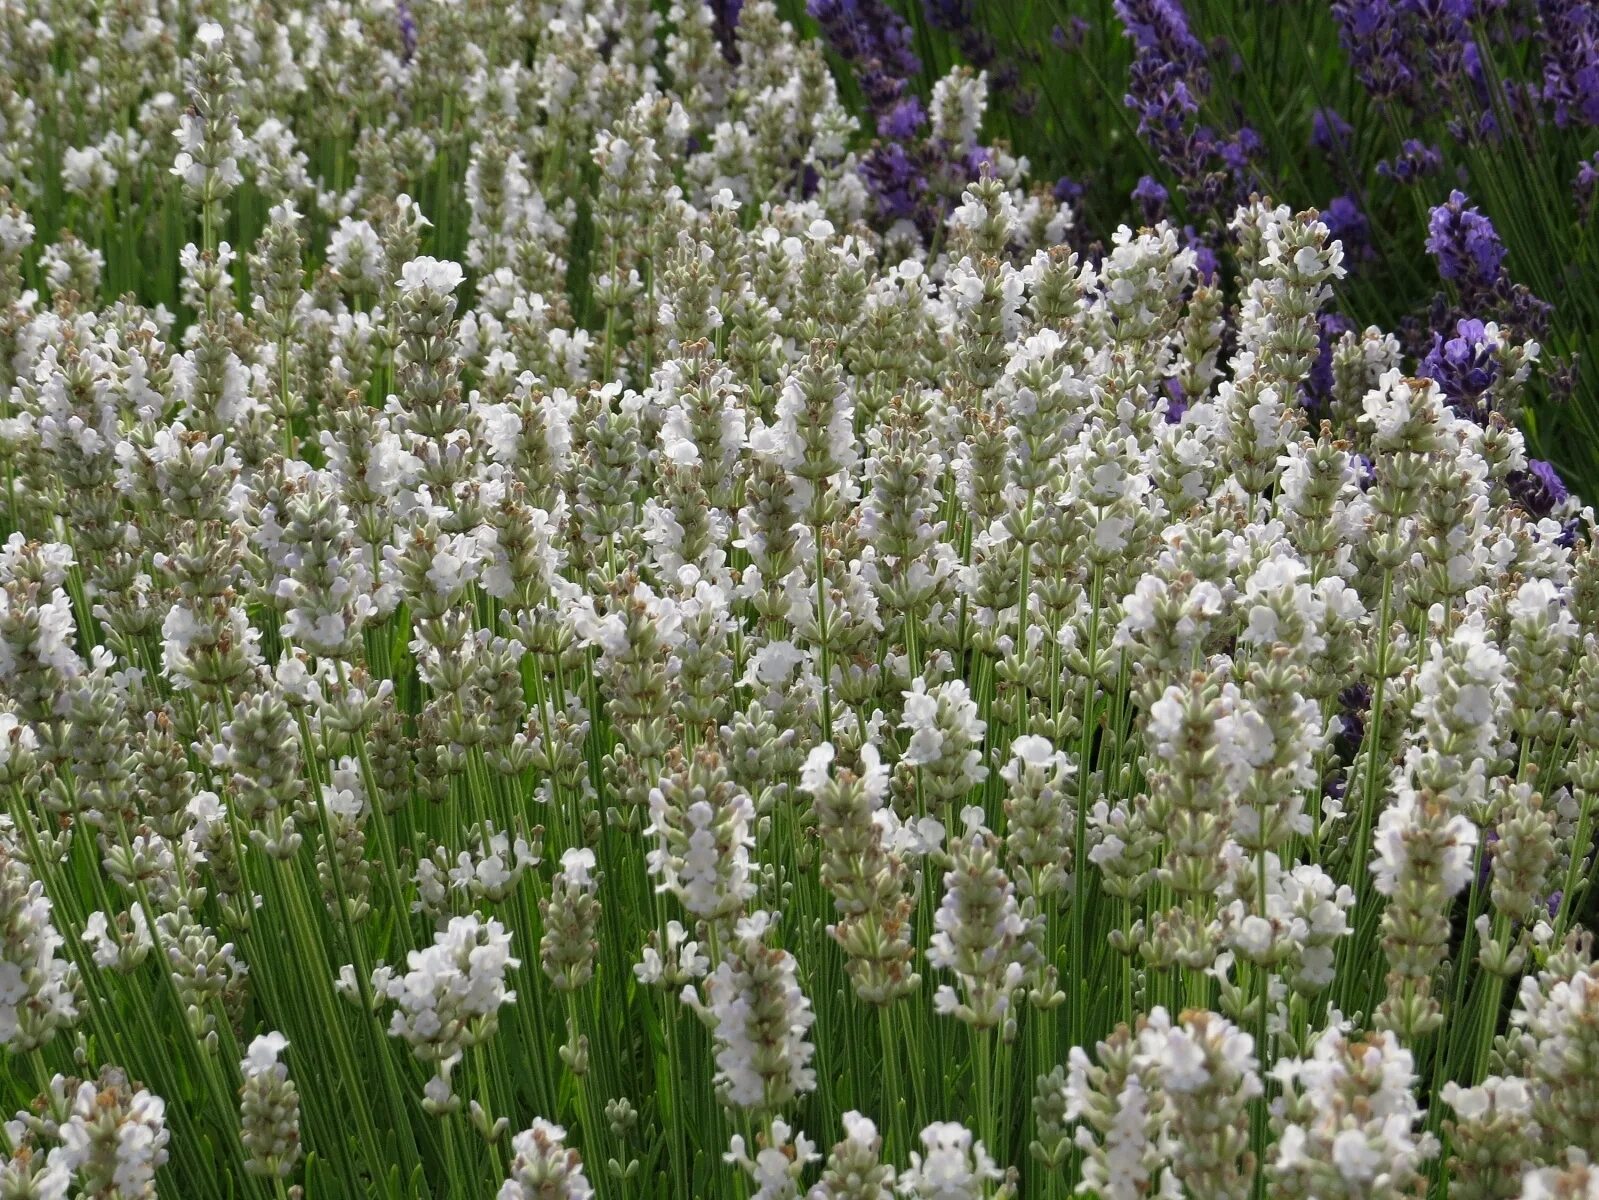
left=0, top=3, right=1595, bottom=1200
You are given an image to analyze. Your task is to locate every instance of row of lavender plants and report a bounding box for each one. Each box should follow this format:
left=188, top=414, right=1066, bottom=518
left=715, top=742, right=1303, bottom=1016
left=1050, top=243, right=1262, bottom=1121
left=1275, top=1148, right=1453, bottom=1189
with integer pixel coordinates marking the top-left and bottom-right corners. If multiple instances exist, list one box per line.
left=817, top=0, right=1599, bottom=498
left=0, top=1, right=1596, bottom=1198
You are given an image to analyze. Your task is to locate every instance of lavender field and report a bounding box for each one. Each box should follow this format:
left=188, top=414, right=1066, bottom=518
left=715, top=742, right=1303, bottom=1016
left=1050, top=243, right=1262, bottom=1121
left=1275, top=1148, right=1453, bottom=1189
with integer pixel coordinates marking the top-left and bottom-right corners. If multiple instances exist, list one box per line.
left=0, top=1, right=1596, bottom=1198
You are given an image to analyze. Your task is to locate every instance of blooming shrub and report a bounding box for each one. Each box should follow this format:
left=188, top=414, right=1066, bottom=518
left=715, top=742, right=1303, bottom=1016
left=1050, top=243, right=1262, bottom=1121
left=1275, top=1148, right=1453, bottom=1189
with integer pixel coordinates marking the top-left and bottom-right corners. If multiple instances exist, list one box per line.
left=0, top=2, right=1595, bottom=1199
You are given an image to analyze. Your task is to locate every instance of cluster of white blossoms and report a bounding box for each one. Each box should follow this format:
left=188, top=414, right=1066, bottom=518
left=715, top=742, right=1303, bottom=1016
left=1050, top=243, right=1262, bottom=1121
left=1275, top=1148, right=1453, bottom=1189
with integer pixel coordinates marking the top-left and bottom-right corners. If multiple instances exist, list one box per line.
left=0, top=0, right=1593, bottom=1198
left=367, top=915, right=519, bottom=1106
left=0, top=845, right=78, bottom=1052
left=499, top=1118, right=595, bottom=1200
left=1, top=1069, right=170, bottom=1200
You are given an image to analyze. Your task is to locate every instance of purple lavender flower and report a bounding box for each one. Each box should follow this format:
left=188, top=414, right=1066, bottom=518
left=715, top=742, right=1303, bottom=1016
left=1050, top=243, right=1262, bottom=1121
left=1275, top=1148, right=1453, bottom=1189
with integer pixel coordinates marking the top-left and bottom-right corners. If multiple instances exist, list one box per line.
left=1332, top=0, right=1477, bottom=115
left=1330, top=0, right=1418, bottom=106
left=808, top=0, right=921, bottom=130
left=1127, top=69, right=1202, bottom=167
left=1323, top=773, right=1348, bottom=809
left=1412, top=0, right=1476, bottom=88
left=1426, top=190, right=1506, bottom=292
left=923, top=0, right=972, bottom=31
left=1052, top=18, right=1090, bottom=51
left=1376, top=139, right=1444, bottom=183
left=1311, top=107, right=1354, bottom=156
left=1114, top=0, right=1257, bottom=229
left=1217, top=126, right=1263, bottom=175
left=809, top=0, right=962, bottom=232
left=1534, top=459, right=1570, bottom=504
left=1162, top=378, right=1187, bottom=423
left=1537, top=0, right=1599, bottom=127
left=1132, top=174, right=1169, bottom=224
left=922, top=0, right=1002, bottom=74
left=1336, top=681, right=1373, bottom=747
left=1185, top=227, right=1219, bottom=284
left=1114, top=0, right=1207, bottom=81
left=1420, top=317, right=1498, bottom=418
left=808, top=0, right=920, bottom=81
left=858, top=142, right=928, bottom=223
left=1423, top=190, right=1553, bottom=347
left=878, top=96, right=927, bottom=141
left=1053, top=175, right=1085, bottom=205
left=1508, top=459, right=1570, bottom=516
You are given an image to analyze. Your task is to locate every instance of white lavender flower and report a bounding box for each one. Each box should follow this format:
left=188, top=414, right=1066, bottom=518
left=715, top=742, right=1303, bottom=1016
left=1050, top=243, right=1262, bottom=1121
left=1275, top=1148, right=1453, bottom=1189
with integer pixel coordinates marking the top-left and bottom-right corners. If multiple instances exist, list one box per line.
left=646, top=750, right=757, bottom=925
left=540, top=847, right=602, bottom=992
left=1269, top=1024, right=1437, bottom=1200
left=809, top=1112, right=895, bottom=1200
left=726, top=1120, right=819, bottom=1200
left=499, top=1119, right=594, bottom=1200
left=927, top=806, right=1030, bottom=1031
left=239, top=1032, right=301, bottom=1178
left=398, top=256, right=466, bottom=297
left=897, top=1122, right=1003, bottom=1200
left=634, top=919, right=711, bottom=988
left=901, top=678, right=988, bottom=807
left=682, top=910, right=816, bottom=1111
left=52, top=1069, right=171, bottom=1199
left=373, top=915, right=519, bottom=1106
left=0, top=847, right=78, bottom=1051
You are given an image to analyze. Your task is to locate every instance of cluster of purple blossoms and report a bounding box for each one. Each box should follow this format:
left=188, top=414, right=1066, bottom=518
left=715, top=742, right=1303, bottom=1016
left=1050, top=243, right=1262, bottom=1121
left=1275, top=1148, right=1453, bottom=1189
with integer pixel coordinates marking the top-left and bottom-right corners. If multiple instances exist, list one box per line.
left=1322, top=194, right=1371, bottom=261
left=1509, top=458, right=1572, bottom=518
left=1311, top=107, right=1355, bottom=159
left=1420, top=317, right=1499, bottom=419
left=1305, top=312, right=1357, bottom=411
left=806, top=0, right=1000, bottom=234
left=805, top=0, right=930, bottom=225
left=1114, top=0, right=1260, bottom=231
left=1376, top=138, right=1444, bottom=184
left=1576, top=151, right=1599, bottom=220
left=1330, top=0, right=1476, bottom=116
left=1536, top=0, right=1599, bottom=128
left=1426, top=189, right=1507, bottom=294
left=807, top=0, right=922, bottom=134
left=396, top=0, right=418, bottom=64
left=1423, top=190, right=1553, bottom=347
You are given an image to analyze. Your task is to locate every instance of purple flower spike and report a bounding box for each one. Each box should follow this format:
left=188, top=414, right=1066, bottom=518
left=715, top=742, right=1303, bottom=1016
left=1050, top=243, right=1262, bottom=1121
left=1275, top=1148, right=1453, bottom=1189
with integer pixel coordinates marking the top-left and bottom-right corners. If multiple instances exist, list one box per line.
left=1509, top=459, right=1570, bottom=517
left=1576, top=151, right=1599, bottom=219
left=1323, top=194, right=1370, bottom=261
left=1377, top=139, right=1443, bottom=184
left=1114, top=0, right=1207, bottom=80
left=1132, top=175, right=1169, bottom=223
left=1053, top=175, right=1085, bottom=205
left=1538, top=0, right=1599, bottom=127
left=1162, top=378, right=1187, bottom=423
left=1311, top=107, right=1354, bottom=156
left=1420, top=317, right=1499, bottom=420
left=1426, top=190, right=1506, bottom=292
left=1307, top=312, right=1356, bottom=408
